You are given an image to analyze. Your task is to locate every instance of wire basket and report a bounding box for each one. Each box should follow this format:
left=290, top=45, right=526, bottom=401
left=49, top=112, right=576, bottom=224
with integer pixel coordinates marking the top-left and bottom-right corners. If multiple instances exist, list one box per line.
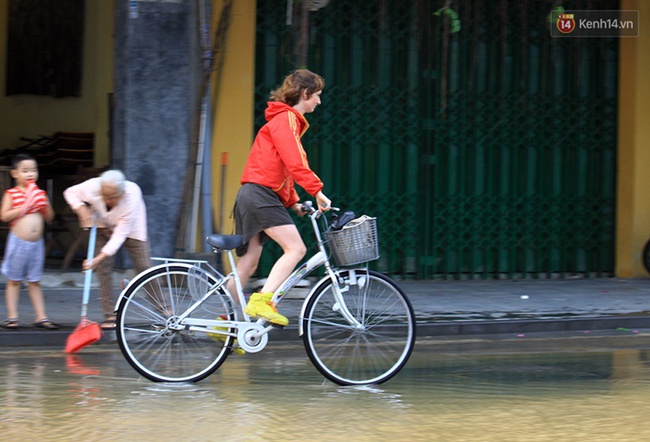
left=324, top=215, right=379, bottom=266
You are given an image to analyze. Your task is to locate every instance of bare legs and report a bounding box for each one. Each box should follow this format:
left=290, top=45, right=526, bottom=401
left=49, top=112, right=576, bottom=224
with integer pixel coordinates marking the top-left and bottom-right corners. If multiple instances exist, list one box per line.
left=4, top=279, right=49, bottom=322
left=259, top=224, right=306, bottom=292
left=226, top=224, right=306, bottom=301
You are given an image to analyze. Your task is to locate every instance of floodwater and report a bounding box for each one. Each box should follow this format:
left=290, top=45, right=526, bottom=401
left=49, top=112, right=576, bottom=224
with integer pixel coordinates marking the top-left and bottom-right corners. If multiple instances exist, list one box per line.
left=3, top=333, right=650, bottom=441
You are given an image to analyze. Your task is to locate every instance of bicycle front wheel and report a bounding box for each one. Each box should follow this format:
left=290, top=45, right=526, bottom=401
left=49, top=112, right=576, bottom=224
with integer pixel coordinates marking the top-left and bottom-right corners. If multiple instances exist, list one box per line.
left=302, top=269, right=416, bottom=385
left=116, top=263, right=235, bottom=382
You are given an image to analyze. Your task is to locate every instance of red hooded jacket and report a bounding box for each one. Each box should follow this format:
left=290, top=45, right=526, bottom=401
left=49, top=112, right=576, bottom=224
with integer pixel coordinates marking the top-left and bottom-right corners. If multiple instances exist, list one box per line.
left=241, top=101, right=324, bottom=207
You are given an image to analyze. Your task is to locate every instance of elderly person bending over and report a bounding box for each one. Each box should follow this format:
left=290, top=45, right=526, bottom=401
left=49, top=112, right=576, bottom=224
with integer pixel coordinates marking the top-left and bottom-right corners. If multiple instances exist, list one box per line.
left=63, top=170, right=151, bottom=330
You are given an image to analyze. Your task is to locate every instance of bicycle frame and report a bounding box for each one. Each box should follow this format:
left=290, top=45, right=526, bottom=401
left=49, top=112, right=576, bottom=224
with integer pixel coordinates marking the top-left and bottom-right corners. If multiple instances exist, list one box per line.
left=115, top=207, right=363, bottom=351
left=272, top=209, right=363, bottom=327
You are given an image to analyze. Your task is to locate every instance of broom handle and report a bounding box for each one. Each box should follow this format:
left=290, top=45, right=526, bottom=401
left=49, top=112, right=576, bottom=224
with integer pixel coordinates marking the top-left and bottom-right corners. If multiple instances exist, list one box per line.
left=80, top=224, right=97, bottom=318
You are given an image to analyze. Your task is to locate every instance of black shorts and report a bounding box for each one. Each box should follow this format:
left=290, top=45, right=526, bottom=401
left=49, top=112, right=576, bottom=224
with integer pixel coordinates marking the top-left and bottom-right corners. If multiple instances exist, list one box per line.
left=233, top=183, right=294, bottom=256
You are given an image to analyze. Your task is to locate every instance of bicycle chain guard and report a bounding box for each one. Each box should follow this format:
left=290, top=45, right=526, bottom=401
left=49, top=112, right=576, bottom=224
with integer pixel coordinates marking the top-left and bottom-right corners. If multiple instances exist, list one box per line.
left=236, top=323, right=268, bottom=353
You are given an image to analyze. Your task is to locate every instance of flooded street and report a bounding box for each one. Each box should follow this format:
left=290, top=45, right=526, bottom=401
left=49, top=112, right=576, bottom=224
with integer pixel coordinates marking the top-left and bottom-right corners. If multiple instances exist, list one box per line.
left=3, top=334, right=650, bottom=441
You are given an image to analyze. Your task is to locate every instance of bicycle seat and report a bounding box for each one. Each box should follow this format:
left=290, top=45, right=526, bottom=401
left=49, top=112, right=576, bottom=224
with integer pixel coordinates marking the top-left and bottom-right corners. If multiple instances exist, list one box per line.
left=206, top=234, right=244, bottom=250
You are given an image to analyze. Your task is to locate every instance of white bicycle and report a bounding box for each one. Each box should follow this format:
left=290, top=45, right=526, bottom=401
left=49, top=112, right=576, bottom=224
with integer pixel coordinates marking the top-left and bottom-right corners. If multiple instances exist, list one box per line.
left=114, top=203, right=416, bottom=385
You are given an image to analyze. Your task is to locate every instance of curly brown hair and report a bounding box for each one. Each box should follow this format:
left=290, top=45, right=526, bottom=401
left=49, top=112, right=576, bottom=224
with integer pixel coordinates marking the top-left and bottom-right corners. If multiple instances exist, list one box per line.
left=270, top=69, right=325, bottom=106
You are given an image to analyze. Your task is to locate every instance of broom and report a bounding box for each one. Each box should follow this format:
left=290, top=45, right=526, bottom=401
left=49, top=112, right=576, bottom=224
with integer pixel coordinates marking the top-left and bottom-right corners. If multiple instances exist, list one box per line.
left=65, top=224, right=102, bottom=353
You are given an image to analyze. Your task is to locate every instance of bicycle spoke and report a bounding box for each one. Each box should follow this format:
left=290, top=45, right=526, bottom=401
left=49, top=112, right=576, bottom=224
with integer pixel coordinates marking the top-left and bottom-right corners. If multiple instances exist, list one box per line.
left=116, top=264, right=235, bottom=382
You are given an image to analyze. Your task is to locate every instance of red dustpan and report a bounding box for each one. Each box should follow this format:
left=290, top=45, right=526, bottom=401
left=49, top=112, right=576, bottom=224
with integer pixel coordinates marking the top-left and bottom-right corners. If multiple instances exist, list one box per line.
left=66, top=225, right=103, bottom=353
left=66, top=318, right=102, bottom=354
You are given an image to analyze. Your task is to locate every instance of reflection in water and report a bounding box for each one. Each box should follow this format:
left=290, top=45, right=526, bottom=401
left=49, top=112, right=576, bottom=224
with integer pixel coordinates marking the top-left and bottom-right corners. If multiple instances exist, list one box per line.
left=2, top=339, right=650, bottom=441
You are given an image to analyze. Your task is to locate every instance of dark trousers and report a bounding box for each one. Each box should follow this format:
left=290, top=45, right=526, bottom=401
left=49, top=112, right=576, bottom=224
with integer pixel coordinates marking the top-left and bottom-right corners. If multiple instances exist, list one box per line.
left=94, top=228, right=151, bottom=318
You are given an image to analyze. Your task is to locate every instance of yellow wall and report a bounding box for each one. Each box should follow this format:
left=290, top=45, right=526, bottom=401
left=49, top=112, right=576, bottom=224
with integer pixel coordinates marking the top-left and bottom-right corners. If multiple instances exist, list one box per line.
left=0, top=0, right=113, bottom=166
left=209, top=0, right=256, bottom=236
left=616, top=0, right=650, bottom=277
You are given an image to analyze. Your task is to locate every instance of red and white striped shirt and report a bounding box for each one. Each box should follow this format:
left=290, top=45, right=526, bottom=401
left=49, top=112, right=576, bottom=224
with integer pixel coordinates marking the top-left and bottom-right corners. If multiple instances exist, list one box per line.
left=5, top=186, right=47, bottom=226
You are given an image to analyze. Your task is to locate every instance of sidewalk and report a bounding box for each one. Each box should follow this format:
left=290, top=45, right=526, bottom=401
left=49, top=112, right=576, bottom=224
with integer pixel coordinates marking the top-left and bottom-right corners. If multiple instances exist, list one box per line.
left=1, top=270, right=650, bottom=347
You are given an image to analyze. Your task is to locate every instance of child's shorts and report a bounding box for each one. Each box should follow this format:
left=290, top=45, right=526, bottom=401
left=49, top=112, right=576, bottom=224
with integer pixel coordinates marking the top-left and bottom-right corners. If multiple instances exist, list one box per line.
left=1, top=233, right=44, bottom=282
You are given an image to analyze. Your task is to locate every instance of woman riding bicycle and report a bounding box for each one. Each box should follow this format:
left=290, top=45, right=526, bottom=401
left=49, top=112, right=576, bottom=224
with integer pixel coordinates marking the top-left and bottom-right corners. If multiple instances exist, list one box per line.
left=227, top=69, right=331, bottom=326
left=115, top=74, right=415, bottom=382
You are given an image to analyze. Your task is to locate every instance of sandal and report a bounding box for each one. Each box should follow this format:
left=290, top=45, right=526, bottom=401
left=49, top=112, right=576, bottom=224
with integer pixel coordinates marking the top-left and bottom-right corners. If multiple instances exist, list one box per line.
left=33, top=318, right=60, bottom=330
left=1, top=319, right=19, bottom=329
left=100, top=318, right=116, bottom=330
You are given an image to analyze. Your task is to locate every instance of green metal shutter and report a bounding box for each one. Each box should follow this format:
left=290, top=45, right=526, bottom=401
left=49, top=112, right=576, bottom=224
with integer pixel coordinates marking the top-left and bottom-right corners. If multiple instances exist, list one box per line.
left=254, top=0, right=618, bottom=280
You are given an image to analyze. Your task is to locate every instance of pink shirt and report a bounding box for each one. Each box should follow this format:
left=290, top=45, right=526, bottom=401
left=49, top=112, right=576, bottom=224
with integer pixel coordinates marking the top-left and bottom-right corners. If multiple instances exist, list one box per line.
left=63, top=177, right=148, bottom=256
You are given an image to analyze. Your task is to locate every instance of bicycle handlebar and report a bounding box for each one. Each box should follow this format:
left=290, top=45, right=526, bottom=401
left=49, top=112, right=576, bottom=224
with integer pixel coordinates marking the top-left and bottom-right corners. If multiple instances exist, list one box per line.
left=301, top=200, right=340, bottom=216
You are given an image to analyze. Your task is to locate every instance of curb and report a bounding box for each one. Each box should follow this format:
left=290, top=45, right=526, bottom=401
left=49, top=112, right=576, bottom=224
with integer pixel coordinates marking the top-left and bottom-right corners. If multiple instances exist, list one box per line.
left=2, top=315, right=650, bottom=349
left=416, top=315, right=650, bottom=336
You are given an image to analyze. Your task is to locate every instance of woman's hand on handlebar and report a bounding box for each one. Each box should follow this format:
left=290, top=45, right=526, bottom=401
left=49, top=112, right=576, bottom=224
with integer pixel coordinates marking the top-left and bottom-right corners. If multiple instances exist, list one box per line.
left=300, top=200, right=338, bottom=215
left=291, top=203, right=307, bottom=217
left=316, top=191, right=332, bottom=212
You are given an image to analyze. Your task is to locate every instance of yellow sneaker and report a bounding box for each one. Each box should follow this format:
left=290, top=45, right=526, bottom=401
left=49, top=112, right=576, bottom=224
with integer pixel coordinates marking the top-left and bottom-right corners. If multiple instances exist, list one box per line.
left=244, top=292, right=288, bottom=326
left=207, top=315, right=245, bottom=356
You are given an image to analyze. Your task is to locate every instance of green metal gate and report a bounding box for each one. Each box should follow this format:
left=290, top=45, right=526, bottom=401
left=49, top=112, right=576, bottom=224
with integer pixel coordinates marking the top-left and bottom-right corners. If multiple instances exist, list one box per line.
left=254, top=0, right=618, bottom=279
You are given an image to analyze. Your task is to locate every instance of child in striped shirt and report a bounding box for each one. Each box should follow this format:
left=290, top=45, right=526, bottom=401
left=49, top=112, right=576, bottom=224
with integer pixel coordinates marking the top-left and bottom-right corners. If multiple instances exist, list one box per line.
left=0, top=153, right=58, bottom=329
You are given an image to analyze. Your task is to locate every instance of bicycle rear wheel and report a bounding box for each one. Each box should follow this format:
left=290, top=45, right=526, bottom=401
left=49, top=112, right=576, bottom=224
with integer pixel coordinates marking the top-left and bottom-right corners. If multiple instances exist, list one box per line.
left=115, top=263, right=235, bottom=382
left=302, top=269, right=416, bottom=385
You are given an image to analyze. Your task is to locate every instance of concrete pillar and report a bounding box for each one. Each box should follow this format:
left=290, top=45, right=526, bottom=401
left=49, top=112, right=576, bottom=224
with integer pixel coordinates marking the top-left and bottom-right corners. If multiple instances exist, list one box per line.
left=113, top=0, right=199, bottom=259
